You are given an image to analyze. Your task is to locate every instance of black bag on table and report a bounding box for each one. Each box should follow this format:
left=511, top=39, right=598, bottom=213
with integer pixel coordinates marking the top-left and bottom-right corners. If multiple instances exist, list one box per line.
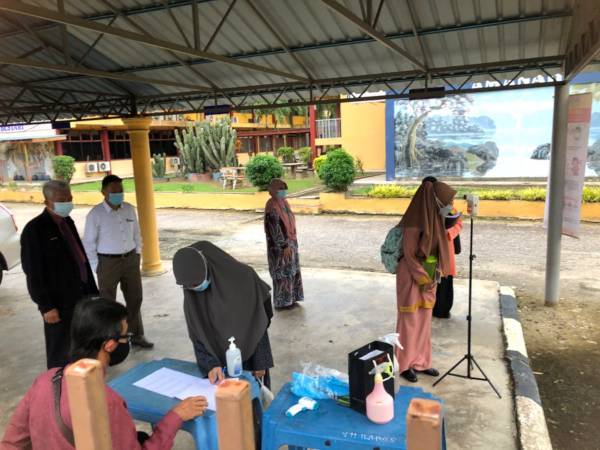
left=348, top=341, right=395, bottom=414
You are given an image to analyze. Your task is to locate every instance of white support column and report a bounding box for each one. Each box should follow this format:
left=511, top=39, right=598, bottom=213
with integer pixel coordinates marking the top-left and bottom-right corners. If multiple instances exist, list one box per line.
left=544, top=83, right=569, bottom=306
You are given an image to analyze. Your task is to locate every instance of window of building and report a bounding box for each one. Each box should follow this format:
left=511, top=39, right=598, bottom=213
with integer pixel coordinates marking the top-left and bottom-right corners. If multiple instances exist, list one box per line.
left=260, top=136, right=272, bottom=152
left=149, top=130, right=178, bottom=156
left=109, top=130, right=131, bottom=160
left=62, top=130, right=103, bottom=161
left=296, top=133, right=309, bottom=147
left=238, top=137, right=254, bottom=153
left=273, top=136, right=285, bottom=149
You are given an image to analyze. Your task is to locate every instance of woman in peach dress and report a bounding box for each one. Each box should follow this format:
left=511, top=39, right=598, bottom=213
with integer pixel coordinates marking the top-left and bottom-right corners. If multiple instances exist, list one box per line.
left=396, top=179, right=456, bottom=383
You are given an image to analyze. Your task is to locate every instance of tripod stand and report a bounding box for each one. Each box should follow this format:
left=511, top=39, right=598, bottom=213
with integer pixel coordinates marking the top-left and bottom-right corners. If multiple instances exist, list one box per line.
left=432, top=213, right=501, bottom=398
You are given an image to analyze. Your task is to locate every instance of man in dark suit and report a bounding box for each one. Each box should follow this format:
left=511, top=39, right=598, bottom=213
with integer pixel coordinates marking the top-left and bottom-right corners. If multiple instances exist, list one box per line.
left=21, top=180, right=98, bottom=368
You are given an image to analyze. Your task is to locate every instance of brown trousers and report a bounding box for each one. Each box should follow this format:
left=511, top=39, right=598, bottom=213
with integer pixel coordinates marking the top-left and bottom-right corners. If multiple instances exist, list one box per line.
left=97, top=252, right=144, bottom=337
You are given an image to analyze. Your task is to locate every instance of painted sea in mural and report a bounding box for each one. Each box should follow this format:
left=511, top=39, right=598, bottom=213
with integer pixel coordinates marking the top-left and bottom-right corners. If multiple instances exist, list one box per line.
left=391, top=86, right=600, bottom=178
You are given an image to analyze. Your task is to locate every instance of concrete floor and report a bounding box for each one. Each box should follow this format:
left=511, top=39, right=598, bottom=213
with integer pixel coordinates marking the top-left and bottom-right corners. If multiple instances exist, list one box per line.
left=0, top=259, right=516, bottom=449
left=6, top=202, right=600, bottom=304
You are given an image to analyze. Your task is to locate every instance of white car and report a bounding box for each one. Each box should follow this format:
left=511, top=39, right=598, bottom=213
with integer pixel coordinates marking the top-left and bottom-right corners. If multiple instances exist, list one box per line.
left=0, top=203, right=20, bottom=286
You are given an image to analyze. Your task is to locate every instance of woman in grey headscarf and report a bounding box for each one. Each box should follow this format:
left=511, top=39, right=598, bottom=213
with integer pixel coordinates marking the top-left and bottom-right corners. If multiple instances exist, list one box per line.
left=173, top=241, right=274, bottom=386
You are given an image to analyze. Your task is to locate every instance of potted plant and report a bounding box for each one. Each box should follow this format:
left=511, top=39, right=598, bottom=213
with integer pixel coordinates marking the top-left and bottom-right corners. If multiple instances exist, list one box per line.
left=297, top=147, right=312, bottom=166
left=277, top=146, right=295, bottom=163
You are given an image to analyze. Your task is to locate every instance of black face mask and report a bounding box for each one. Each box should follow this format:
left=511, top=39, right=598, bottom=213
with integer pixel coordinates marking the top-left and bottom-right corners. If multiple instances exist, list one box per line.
left=109, top=341, right=130, bottom=366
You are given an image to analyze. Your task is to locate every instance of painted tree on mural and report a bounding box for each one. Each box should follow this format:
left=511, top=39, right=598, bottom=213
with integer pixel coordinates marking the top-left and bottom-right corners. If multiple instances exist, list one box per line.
left=395, top=94, right=474, bottom=170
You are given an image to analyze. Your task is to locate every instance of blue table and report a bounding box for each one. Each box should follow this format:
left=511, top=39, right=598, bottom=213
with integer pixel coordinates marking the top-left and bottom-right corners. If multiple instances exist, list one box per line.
left=262, top=384, right=445, bottom=450
left=108, top=358, right=260, bottom=450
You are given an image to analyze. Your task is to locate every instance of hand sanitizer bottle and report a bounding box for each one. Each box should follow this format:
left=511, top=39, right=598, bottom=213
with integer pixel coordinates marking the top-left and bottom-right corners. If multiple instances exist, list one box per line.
left=226, top=337, right=242, bottom=377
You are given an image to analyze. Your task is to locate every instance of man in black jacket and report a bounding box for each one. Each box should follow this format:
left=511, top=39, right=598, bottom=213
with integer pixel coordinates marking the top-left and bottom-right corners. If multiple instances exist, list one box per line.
left=21, top=180, right=98, bottom=368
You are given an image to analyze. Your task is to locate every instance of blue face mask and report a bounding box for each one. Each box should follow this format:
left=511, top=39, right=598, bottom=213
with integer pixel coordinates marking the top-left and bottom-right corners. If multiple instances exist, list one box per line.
left=53, top=202, right=73, bottom=218
left=190, top=278, right=211, bottom=292
left=277, top=190, right=288, bottom=199
left=108, top=192, right=124, bottom=206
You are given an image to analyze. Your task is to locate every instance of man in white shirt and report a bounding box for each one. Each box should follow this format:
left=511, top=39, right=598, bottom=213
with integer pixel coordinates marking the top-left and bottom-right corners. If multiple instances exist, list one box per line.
left=83, top=175, right=153, bottom=349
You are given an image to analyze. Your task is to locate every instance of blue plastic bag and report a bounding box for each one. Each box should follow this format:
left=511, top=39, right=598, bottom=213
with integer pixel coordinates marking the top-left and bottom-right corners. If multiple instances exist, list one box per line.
left=290, top=363, right=349, bottom=400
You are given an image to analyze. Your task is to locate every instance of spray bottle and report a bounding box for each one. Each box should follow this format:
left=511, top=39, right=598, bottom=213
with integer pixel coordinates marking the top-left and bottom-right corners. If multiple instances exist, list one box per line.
left=366, top=355, right=394, bottom=424
left=226, top=337, right=242, bottom=377
left=379, top=333, right=403, bottom=393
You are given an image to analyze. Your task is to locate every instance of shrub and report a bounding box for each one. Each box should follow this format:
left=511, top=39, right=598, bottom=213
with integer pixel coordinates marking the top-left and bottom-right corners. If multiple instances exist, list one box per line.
left=355, top=157, right=365, bottom=175
left=476, top=189, right=513, bottom=200
left=313, top=155, right=327, bottom=177
left=297, top=147, right=312, bottom=165
left=517, top=188, right=545, bottom=201
left=583, top=186, right=600, bottom=202
left=367, top=185, right=417, bottom=198
left=246, top=154, right=284, bottom=190
left=52, top=155, right=76, bottom=183
left=277, top=146, right=295, bottom=163
left=175, top=119, right=237, bottom=173
left=362, top=185, right=600, bottom=202
left=152, top=153, right=166, bottom=178
left=319, top=148, right=356, bottom=192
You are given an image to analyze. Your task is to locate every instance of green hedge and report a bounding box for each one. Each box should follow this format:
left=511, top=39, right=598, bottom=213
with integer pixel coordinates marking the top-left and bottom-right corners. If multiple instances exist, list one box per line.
left=364, top=185, right=600, bottom=202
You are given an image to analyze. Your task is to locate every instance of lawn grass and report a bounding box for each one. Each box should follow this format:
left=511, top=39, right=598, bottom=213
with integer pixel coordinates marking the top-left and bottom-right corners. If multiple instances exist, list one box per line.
left=71, top=176, right=322, bottom=194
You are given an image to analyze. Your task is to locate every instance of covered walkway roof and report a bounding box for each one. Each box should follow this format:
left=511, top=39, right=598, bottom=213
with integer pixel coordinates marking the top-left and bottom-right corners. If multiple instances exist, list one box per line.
left=0, top=0, right=598, bottom=124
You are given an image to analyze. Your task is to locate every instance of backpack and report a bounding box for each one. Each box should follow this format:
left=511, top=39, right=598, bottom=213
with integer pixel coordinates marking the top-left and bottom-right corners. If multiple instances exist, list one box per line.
left=381, top=225, right=404, bottom=274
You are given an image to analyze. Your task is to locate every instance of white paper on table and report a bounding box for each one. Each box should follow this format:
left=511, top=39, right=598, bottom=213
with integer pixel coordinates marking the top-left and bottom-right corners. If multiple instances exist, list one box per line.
left=133, top=367, right=217, bottom=411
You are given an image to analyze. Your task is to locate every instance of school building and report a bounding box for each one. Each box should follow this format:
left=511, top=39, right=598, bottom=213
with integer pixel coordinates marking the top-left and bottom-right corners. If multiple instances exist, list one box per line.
left=0, top=98, right=387, bottom=184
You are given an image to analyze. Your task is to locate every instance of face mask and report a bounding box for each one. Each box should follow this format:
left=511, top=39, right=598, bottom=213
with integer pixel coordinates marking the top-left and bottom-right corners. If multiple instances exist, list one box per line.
left=109, top=341, right=130, bottom=366
left=439, top=204, right=453, bottom=218
left=277, top=190, right=288, bottom=199
left=185, top=248, right=210, bottom=292
left=53, top=202, right=73, bottom=218
left=190, top=278, right=211, bottom=292
left=108, top=192, right=124, bottom=206
left=434, top=194, right=453, bottom=218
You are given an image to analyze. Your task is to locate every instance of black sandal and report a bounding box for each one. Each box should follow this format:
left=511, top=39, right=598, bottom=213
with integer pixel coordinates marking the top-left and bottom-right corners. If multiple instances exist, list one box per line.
left=401, top=368, right=418, bottom=383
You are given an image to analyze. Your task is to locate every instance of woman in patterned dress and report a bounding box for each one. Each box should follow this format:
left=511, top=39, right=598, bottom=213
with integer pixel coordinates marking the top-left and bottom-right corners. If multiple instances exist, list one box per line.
left=264, top=178, right=304, bottom=309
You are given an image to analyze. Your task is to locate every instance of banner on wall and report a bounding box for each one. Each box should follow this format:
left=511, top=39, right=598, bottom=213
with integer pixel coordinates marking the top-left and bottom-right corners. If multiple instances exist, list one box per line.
left=562, top=93, right=593, bottom=238
left=0, top=123, right=56, bottom=141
